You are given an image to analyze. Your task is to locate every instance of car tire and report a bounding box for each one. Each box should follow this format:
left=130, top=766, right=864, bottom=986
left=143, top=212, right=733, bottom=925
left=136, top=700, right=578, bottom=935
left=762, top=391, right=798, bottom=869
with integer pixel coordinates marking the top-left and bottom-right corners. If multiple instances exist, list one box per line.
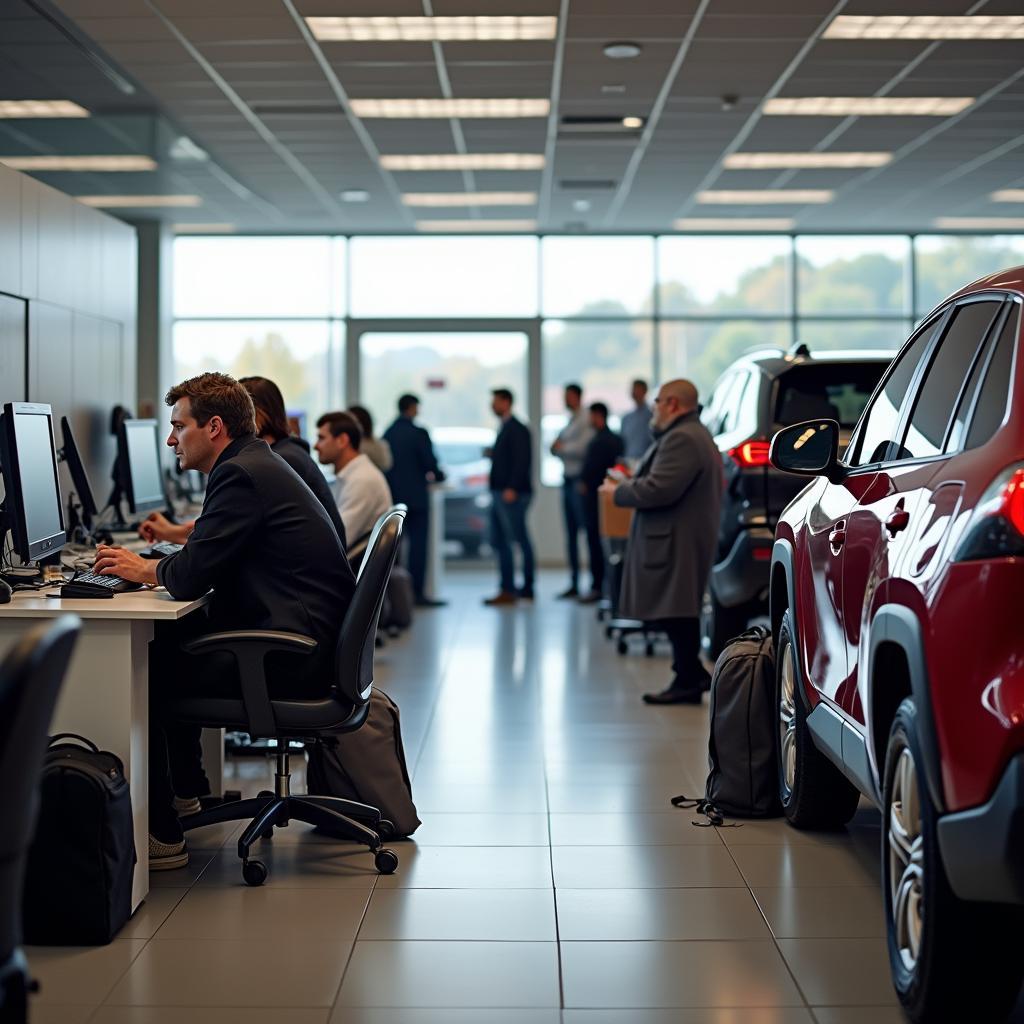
left=775, top=610, right=861, bottom=829
left=700, top=590, right=750, bottom=660
left=882, top=698, right=1024, bottom=1022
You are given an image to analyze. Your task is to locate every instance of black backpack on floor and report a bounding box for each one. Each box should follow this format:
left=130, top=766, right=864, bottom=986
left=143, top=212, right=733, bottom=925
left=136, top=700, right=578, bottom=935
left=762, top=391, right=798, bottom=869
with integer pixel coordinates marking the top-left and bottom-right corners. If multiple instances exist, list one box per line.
left=22, top=734, right=136, bottom=945
left=673, top=626, right=782, bottom=822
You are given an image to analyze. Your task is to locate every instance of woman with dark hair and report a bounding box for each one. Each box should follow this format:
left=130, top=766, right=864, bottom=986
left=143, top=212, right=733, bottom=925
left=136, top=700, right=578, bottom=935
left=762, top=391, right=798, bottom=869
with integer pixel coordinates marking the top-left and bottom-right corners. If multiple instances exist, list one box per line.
left=347, top=405, right=393, bottom=472
left=239, top=376, right=347, bottom=549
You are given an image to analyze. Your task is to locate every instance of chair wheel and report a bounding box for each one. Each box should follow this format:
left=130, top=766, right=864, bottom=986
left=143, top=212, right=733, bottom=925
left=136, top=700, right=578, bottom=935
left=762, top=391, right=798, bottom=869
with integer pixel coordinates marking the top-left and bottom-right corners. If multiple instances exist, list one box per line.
left=616, top=639, right=628, bottom=655
left=605, top=625, right=614, bottom=639
left=242, top=859, right=268, bottom=886
left=374, top=848, right=399, bottom=874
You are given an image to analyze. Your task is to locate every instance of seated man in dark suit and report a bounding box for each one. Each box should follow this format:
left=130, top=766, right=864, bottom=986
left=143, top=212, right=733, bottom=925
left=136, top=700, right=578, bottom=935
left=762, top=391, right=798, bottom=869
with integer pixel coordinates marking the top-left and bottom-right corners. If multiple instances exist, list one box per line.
left=94, top=372, right=356, bottom=869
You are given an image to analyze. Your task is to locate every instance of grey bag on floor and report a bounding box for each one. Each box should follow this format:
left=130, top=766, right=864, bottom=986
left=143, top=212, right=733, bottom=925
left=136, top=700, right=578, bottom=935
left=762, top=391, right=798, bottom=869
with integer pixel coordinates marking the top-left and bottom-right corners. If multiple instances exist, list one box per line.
left=672, top=625, right=782, bottom=822
left=306, top=687, right=421, bottom=838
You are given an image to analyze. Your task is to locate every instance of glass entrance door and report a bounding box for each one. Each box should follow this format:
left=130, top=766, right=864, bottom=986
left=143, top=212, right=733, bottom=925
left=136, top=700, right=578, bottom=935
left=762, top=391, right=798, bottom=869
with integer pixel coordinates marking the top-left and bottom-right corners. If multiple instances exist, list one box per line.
left=350, top=322, right=537, bottom=561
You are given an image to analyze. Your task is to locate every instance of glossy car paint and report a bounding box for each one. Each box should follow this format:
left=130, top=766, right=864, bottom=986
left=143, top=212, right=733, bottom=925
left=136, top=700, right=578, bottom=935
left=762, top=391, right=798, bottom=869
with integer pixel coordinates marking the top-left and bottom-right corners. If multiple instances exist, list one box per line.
left=774, top=266, right=1024, bottom=815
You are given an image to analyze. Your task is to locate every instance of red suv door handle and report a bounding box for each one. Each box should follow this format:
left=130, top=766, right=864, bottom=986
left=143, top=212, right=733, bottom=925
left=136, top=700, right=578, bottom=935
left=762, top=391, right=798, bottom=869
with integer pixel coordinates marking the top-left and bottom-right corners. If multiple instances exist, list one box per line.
left=885, top=508, right=910, bottom=537
left=828, top=522, right=847, bottom=552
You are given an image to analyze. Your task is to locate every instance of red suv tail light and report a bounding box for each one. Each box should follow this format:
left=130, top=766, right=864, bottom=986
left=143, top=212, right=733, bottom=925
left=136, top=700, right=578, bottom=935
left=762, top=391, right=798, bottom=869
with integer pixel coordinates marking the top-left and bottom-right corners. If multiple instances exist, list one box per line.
left=953, top=464, right=1024, bottom=561
left=728, top=439, right=771, bottom=468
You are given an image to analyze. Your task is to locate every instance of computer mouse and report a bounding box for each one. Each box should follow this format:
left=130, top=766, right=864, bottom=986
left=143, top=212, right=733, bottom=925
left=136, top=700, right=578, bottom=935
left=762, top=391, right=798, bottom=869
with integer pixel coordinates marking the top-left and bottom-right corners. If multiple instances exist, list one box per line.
left=0, top=579, right=12, bottom=605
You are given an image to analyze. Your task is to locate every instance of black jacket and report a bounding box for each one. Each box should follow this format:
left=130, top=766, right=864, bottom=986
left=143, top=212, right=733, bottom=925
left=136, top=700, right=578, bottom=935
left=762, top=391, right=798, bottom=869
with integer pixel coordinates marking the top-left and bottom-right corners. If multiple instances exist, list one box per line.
left=157, top=436, right=356, bottom=686
left=581, top=427, right=624, bottom=493
left=271, top=435, right=347, bottom=549
left=382, top=416, right=443, bottom=511
left=489, top=416, right=532, bottom=494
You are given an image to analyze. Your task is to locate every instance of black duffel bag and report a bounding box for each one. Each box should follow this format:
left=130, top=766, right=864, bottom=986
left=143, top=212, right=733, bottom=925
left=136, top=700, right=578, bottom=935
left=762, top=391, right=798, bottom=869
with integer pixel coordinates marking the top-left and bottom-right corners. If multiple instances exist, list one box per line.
left=22, top=734, right=136, bottom=945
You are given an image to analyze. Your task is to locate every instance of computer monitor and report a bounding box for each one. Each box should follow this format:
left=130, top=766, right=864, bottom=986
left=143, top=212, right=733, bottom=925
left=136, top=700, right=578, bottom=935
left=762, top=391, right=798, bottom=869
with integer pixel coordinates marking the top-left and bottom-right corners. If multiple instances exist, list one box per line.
left=59, top=416, right=98, bottom=533
left=0, top=402, right=67, bottom=563
left=118, top=419, right=166, bottom=515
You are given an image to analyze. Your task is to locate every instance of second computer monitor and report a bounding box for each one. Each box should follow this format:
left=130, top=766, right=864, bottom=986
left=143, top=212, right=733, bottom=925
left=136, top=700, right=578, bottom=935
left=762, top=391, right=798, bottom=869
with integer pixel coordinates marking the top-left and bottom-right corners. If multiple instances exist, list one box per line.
left=120, top=419, right=166, bottom=515
left=60, top=416, right=98, bottom=528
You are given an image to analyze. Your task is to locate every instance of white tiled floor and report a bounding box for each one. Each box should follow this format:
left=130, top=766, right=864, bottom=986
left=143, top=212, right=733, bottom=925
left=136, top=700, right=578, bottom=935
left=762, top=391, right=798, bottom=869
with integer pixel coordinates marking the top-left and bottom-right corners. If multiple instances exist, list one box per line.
left=26, top=569, right=1024, bottom=1021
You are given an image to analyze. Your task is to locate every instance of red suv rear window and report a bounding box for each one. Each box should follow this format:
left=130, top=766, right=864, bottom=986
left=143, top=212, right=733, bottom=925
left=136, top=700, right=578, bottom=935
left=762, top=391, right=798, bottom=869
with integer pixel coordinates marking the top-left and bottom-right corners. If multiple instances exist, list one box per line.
left=774, top=363, right=887, bottom=428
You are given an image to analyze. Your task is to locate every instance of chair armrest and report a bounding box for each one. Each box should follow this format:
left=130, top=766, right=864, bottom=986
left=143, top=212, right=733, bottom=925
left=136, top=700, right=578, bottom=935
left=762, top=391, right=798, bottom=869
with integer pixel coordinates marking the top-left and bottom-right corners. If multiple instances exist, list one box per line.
left=180, top=631, right=318, bottom=737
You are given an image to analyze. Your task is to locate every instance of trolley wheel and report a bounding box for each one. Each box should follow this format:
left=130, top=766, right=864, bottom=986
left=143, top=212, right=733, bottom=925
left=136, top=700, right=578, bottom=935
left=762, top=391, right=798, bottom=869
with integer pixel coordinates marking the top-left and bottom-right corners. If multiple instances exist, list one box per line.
left=242, top=859, right=268, bottom=886
left=374, top=848, right=399, bottom=874
left=645, top=642, right=655, bottom=657
left=616, top=639, right=628, bottom=655
left=605, top=625, right=615, bottom=639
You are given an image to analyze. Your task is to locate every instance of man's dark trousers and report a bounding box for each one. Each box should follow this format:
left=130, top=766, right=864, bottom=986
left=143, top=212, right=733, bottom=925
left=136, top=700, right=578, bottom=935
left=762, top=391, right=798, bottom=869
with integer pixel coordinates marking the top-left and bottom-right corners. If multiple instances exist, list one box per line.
left=581, top=489, right=605, bottom=592
left=562, top=478, right=584, bottom=588
left=651, top=617, right=704, bottom=689
left=405, top=506, right=429, bottom=599
left=490, top=492, right=534, bottom=593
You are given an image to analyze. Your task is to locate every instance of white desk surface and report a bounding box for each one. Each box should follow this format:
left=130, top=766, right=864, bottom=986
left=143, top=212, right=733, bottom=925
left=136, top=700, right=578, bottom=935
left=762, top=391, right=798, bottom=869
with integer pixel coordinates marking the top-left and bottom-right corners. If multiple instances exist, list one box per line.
left=0, top=586, right=209, bottom=620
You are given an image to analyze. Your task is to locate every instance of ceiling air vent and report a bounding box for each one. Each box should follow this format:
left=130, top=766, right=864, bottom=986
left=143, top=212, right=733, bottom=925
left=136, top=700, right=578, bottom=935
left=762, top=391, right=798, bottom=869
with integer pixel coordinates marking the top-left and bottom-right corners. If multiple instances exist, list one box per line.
left=559, top=179, right=617, bottom=191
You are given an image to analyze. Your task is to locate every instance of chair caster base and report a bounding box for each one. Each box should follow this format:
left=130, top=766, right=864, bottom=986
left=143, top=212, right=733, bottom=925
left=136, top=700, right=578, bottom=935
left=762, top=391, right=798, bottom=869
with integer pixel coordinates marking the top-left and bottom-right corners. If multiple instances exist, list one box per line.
left=242, top=859, right=268, bottom=886
left=374, top=848, right=399, bottom=874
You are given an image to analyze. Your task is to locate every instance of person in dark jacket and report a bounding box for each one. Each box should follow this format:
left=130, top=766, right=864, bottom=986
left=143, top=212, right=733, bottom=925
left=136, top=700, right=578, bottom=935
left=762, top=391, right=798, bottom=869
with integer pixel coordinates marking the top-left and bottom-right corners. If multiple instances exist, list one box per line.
left=483, top=387, right=534, bottom=606
left=382, top=394, right=446, bottom=607
left=137, top=376, right=348, bottom=551
left=577, top=402, right=624, bottom=603
left=94, top=372, right=356, bottom=870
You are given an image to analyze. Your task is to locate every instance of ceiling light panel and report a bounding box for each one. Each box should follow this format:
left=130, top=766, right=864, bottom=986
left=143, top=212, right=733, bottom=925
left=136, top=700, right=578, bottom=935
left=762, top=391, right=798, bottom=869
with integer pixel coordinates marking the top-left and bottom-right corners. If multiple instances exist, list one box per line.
left=991, top=189, right=1024, bottom=203
left=306, top=16, right=556, bottom=42
left=403, top=192, right=537, bottom=207
left=724, top=152, right=891, bottom=169
left=698, top=190, right=833, bottom=204
left=825, top=15, right=1024, bottom=40
left=673, top=218, right=795, bottom=231
left=172, top=223, right=236, bottom=233
left=76, top=195, right=201, bottom=208
left=0, top=100, right=89, bottom=118
left=417, top=219, right=537, bottom=231
left=350, top=99, right=549, bottom=118
left=0, top=155, right=156, bottom=172
left=763, top=97, right=974, bottom=116
left=934, top=217, right=1024, bottom=230
left=381, top=153, right=545, bottom=171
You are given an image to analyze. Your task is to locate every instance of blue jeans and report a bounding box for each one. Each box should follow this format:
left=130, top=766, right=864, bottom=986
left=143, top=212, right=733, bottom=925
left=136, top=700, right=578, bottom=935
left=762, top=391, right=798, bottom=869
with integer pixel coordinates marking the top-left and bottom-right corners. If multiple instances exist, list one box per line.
left=490, top=491, right=535, bottom=593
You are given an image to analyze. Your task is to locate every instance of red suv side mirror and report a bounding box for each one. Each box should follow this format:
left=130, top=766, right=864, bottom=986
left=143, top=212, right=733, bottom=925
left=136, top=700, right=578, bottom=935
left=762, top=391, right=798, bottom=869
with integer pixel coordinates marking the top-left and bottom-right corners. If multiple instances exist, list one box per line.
left=769, top=419, right=845, bottom=484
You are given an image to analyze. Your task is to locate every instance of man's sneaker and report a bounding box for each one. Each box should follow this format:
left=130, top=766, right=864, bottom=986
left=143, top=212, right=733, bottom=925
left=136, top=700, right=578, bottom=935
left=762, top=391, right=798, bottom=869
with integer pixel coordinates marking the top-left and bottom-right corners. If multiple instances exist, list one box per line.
left=149, top=834, right=189, bottom=870
left=173, top=795, right=202, bottom=817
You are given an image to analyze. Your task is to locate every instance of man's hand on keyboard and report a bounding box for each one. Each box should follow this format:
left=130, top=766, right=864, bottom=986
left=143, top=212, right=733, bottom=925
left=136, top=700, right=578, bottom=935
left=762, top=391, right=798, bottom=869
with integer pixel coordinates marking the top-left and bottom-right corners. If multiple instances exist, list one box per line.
left=94, top=545, right=159, bottom=587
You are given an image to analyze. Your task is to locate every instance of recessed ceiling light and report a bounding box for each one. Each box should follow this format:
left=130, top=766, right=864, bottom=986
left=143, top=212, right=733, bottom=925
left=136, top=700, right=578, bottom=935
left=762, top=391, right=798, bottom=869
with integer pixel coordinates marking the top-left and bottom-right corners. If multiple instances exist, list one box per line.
left=764, top=96, right=974, bottom=116
left=169, top=137, right=208, bottom=162
left=603, top=41, right=642, bottom=59
left=172, top=223, right=236, bottom=233
left=991, top=189, right=1024, bottom=203
left=825, top=15, right=1024, bottom=40
left=350, top=98, right=549, bottom=118
left=0, top=100, right=89, bottom=118
left=0, top=155, right=156, bottom=172
left=340, top=189, right=370, bottom=202
left=381, top=153, right=545, bottom=171
left=934, top=217, right=1024, bottom=230
left=306, top=16, right=557, bottom=42
left=601, top=84, right=626, bottom=94
left=621, top=116, right=644, bottom=129
left=416, top=219, right=537, bottom=231
left=75, top=195, right=201, bottom=208
left=724, top=152, right=891, bottom=169
left=674, top=218, right=795, bottom=231
left=402, top=191, right=537, bottom=207
left=698, top=190, right=833, bottom=204
left=572, top=198, right=592, bottom=213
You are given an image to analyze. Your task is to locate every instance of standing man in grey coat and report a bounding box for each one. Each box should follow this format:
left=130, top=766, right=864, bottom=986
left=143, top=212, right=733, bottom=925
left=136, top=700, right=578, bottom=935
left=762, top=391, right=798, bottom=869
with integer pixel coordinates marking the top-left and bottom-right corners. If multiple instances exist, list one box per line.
left=603, top=379, right=722, bottom=704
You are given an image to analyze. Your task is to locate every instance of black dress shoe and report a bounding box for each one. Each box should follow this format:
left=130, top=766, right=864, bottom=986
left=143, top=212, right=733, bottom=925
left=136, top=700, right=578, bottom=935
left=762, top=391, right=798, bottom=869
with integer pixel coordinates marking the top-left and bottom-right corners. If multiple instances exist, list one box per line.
left=642, top=686, right=704, bottom=705
left=556, top=586, right=579, bottom=599
left=517, top=588, right=535, bottom=601
left=415, top=597, right=447, bottom=608
left=577, top=590, right=602, bottom=604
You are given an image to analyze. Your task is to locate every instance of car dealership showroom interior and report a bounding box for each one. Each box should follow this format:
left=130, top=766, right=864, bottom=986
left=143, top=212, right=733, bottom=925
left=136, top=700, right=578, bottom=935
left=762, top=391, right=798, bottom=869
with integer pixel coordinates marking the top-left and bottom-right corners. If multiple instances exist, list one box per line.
left=1, top=1, right=1024, bottom=1022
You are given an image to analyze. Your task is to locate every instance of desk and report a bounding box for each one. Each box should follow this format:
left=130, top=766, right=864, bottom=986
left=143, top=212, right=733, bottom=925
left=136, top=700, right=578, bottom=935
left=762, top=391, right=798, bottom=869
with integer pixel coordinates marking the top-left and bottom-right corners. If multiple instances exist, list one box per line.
left=0, top=587, right=210, bottom=910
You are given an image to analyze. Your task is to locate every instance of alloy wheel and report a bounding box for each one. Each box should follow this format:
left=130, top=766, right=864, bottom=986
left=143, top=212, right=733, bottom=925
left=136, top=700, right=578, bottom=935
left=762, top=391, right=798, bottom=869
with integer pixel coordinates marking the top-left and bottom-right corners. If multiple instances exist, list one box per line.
left=889, top=744, right=925, bottom=974
left=779, top=644, right=797, bottom=797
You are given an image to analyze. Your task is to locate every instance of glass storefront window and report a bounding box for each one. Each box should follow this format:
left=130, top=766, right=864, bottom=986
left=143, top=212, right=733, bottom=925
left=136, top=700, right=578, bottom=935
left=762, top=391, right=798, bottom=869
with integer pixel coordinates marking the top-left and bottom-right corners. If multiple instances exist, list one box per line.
left=914, top=235, right=1024, bottom=316
left=658, top=236, right=792, bottom=315
left=541, top=236, right=655, bottom=317
left=797, top=235, right=910, bottom=316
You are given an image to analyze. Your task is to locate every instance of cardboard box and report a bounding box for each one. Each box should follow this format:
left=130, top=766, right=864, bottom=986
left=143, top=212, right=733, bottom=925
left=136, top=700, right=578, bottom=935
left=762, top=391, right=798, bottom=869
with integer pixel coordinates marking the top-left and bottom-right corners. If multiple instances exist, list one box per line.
left=599, top=487, right=633, bottom=539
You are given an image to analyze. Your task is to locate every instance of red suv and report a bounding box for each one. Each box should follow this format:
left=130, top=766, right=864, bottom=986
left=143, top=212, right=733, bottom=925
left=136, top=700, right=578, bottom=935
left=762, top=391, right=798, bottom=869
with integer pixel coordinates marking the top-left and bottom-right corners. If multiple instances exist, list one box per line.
left=768, top=267, right=1024, bottom=1022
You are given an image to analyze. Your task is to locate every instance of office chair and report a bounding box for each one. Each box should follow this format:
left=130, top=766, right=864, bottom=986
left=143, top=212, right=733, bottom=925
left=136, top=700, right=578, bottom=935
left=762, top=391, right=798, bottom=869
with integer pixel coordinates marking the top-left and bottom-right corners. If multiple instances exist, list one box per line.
left=173, top=507, right=406, bottom=886
left=0, top=616, right=81, bottom=1024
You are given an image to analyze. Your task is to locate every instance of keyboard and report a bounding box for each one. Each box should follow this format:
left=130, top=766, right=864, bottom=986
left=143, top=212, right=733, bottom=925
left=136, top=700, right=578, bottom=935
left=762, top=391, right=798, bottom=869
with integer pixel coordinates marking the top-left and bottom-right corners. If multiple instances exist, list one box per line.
left=69, top=572, right=144, bottom=594
left=138, top=541, right=184, bottom=559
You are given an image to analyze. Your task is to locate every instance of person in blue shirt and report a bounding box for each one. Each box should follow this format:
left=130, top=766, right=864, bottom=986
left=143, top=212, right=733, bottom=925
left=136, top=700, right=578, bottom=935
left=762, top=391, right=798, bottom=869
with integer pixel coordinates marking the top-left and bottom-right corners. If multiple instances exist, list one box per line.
left=620, top=378, right=654, bottom=463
